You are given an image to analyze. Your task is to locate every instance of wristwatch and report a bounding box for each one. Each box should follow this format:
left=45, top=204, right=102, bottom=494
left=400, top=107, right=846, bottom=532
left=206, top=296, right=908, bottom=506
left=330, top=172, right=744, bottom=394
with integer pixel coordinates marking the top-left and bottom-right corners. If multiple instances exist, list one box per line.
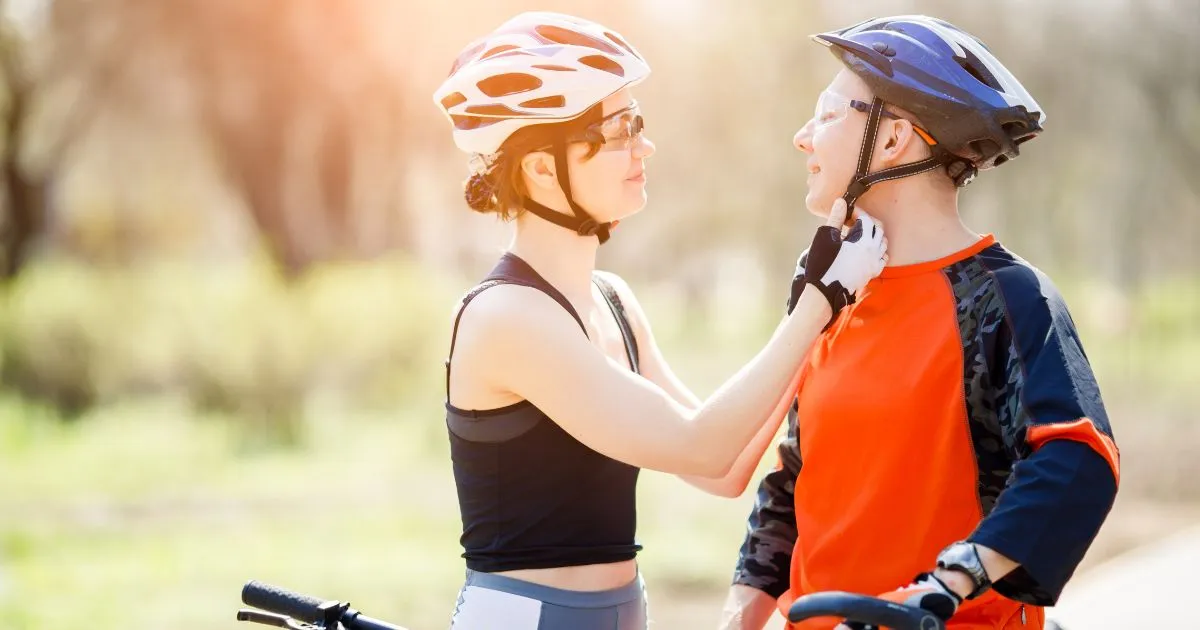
left=936, top=541, right=992, bottom=600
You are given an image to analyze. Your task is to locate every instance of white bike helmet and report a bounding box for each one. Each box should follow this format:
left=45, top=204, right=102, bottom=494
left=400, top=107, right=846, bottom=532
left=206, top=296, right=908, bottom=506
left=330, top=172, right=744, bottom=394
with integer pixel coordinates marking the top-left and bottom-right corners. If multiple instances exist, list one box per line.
left=434, top=12, right=651, bottom=242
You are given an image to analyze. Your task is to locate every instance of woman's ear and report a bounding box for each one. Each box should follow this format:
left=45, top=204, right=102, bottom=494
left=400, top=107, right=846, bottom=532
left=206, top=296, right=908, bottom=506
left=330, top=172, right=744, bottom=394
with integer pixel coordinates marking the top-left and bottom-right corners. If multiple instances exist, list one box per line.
left=521, top=150, right=558, bottom=192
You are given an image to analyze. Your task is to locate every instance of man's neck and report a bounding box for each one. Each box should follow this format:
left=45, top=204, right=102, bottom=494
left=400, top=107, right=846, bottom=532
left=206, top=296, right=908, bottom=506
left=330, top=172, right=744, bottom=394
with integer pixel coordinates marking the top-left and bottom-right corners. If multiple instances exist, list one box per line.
left=859, top=177, right=982, bottom=267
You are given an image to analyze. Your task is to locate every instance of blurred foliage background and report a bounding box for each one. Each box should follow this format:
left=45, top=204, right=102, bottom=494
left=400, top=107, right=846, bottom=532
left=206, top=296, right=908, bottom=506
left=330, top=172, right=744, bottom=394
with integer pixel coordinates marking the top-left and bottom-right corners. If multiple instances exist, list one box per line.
left=0, top=0, right=1197, bottom=628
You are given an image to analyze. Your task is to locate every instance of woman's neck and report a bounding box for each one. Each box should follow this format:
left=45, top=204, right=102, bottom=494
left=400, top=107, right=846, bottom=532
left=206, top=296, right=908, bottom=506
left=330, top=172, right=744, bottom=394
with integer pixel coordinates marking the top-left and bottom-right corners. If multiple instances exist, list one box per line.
left=509, top=211, right=601, bottom=307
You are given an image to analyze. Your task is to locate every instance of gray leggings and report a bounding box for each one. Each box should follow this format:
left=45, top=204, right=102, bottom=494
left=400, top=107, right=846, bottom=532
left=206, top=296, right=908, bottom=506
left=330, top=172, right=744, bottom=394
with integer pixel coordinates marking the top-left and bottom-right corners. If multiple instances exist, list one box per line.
left=449, top=569, right=648, bottom=630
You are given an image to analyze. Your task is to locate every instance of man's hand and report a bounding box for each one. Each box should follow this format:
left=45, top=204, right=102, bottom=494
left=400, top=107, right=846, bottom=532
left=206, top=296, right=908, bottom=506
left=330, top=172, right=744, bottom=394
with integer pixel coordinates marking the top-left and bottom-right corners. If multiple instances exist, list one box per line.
left=834, top=573, right=962, bottom=630
left=718, top=584, right=779, bottom=630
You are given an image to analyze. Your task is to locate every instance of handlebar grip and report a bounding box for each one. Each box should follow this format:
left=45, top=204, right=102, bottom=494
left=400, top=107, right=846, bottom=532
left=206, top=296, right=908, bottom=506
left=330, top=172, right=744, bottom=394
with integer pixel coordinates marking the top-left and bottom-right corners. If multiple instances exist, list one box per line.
left=787, top=591, right=945, bottom=630
left=241, top=580, right=328, bottom=623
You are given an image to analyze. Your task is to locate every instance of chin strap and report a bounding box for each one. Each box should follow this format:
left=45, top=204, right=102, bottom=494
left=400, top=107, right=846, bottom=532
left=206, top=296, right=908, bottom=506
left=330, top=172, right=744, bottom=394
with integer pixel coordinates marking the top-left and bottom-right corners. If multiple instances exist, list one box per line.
left=519, top=138, right=611, bottom=243
left=521, top=197, right=599, bottom=235
left=840, top=97, right=965, bottom=219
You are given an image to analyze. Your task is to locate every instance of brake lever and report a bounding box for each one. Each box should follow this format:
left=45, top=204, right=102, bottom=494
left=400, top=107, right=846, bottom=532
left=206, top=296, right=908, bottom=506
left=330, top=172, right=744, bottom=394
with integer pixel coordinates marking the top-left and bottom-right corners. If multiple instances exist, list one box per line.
left=237, top=609, right=324, bottom=630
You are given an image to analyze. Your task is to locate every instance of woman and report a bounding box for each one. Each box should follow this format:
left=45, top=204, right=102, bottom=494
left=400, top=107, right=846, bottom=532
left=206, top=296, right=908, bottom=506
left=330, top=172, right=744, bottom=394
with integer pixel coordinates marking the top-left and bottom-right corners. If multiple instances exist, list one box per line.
left=433, top=12, right=888, bottom=629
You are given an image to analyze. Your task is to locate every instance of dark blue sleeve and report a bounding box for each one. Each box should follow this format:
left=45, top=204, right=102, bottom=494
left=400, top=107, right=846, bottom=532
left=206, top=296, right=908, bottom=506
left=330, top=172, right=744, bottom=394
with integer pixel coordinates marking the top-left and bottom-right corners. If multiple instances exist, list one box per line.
left=968, top=261, right=1119, bottom=605
left=969, top=440, right=1116, bottom=605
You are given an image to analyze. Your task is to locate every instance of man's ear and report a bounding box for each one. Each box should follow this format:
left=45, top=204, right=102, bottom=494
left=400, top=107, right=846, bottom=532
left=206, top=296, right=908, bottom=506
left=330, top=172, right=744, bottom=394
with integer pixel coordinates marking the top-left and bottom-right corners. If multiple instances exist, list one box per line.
left=882, top=118, right=917, bottom=156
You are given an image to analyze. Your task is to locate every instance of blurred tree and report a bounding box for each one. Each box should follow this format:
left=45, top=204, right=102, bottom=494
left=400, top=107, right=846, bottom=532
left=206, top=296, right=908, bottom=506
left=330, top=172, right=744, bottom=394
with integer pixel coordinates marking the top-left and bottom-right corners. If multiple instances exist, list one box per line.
left=0, top=2, right=43, bottom=279
left=188, top=0, right=415, bottom=272
left=18, top=0, right=417, bottom=273
left=0, top=0, right=1194, bottom=287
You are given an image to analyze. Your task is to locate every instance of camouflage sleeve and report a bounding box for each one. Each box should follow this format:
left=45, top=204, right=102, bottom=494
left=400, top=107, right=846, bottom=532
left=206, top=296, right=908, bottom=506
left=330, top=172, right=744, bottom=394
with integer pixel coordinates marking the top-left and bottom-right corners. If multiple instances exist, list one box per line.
left=730, top=401, right=801, bottom=598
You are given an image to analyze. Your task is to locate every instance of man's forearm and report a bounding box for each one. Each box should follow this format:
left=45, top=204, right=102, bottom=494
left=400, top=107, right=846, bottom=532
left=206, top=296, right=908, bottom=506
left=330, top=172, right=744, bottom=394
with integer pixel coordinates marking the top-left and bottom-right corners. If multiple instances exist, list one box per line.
left=933, top=544, right=1020, bottom=599
left=719, top=585, right=779, bottom=630
left=977, top=544, right=1020, bottom=581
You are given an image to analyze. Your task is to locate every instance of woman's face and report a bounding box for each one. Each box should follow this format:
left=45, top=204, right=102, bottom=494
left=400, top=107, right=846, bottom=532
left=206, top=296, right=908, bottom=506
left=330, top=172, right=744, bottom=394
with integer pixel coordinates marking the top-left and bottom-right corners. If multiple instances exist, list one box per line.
left=562, top=88, right=656, bottom=223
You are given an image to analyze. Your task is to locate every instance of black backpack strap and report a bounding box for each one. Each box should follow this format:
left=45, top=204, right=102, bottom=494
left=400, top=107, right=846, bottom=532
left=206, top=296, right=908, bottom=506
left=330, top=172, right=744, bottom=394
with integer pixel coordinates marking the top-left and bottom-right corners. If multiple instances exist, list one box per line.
left=592, top=273, right=641, bottom=375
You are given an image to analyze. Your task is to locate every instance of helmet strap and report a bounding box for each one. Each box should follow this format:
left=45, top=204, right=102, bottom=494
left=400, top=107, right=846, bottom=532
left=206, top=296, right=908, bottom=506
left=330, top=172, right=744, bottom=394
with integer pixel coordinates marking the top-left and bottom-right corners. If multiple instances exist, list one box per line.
left=521, top=197, right=601, bottom=235
left=521, top=138, right=611, bottom=243
left=841, top=97, right=959, bottom=219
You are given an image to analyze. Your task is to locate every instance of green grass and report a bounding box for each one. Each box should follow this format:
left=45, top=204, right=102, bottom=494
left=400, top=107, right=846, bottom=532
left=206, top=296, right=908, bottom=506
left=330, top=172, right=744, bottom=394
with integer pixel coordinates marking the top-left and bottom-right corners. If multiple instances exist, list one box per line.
left=1065, top=276, right=1200, bottom=396
left=0, top=258, right=782, bottom=629
left=0, top=391, right=771, bottom=630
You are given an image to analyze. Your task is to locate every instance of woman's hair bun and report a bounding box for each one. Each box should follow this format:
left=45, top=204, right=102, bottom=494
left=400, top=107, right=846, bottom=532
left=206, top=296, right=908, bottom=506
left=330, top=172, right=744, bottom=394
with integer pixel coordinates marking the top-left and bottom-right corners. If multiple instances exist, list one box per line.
left=463, top=171, right=497, bottom=213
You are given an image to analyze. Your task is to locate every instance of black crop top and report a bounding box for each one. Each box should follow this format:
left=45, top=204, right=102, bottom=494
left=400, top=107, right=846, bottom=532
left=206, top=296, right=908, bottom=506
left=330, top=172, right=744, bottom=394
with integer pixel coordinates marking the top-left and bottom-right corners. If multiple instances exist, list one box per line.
left=444, top=252, right=643, bottom=572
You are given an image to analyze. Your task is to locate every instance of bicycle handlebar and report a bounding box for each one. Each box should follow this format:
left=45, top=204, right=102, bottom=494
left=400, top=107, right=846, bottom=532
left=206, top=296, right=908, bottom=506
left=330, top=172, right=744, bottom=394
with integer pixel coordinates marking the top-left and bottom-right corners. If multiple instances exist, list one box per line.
left=243, top=581, right=328, bottom=624
left=787, top=591, right=945, bottom=630
left=240, top=580, right=408, bottom=630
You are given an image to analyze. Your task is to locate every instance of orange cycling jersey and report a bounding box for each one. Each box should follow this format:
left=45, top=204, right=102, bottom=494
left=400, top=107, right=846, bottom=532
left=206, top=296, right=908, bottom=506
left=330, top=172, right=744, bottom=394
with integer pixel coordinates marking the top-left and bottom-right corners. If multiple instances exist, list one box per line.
left=733, top=236, right=1118, bottom=630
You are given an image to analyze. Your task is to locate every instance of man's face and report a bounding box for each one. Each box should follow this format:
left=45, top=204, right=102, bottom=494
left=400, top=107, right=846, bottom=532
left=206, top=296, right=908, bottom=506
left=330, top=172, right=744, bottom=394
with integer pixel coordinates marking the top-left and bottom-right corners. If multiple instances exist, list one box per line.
left=794, top=70, right=877, bottom=219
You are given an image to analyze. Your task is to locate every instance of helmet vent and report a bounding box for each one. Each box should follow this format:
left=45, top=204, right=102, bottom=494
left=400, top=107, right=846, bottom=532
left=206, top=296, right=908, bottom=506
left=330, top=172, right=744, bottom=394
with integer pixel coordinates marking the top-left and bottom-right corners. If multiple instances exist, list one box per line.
left=956, top=46, right=1004, bottom=92
left=481, top=45, right=520, bottom=59
left=534, top=25, right=622, bottom=55
left=1004, top=121, right=1037, bottom=146
left=519, top=95, right=566, bottom=109
left=477, top=73, right=544, bottom=97
left=604, top=31, right=640, bottom=58
left=451, top=115, right=505, bottom=131
left=579, top=54, right=624, bottom=77
left=440, top=92, right=468, bottom=110
left=969, top=138, right=1002, bottom=160
left=464, top=103, right=535, bottom=117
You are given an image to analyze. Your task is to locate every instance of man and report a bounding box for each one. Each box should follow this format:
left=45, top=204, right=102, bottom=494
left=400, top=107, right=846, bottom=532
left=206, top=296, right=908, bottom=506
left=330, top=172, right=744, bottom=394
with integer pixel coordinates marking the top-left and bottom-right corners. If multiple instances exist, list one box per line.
left=720, top=16, right=1119, bottom=630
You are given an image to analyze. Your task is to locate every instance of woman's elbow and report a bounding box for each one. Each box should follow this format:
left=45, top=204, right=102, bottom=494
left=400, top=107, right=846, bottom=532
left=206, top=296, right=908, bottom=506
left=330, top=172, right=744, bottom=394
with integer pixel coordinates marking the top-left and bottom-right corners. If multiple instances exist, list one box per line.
left=683, top=441, right=736, bottom=478
left=679, top=471, right=745, bottom=498
left=672, top=454, right=725, bottom=478
left=712, top=481, right=747, bottom=498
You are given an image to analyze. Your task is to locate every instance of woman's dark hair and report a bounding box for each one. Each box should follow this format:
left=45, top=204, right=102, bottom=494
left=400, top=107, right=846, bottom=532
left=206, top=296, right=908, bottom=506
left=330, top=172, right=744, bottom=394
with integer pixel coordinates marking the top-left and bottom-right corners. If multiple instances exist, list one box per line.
left=463, top=102, right=606, bottom=218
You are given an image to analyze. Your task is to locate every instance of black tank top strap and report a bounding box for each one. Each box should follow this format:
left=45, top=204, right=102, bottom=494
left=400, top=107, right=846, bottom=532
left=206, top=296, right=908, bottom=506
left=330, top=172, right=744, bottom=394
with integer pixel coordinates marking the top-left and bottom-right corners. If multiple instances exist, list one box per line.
left=591, top=273, right=640, bottom=375
left=444, top=253, right=588, bottom=399
left=490, top=253, right=588, bottom=333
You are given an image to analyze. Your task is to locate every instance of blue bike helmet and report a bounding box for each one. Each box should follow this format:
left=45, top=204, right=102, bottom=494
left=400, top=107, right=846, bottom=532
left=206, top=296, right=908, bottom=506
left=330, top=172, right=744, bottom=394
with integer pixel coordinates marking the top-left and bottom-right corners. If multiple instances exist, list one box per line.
left=812, top=15, right=1046, bottom=206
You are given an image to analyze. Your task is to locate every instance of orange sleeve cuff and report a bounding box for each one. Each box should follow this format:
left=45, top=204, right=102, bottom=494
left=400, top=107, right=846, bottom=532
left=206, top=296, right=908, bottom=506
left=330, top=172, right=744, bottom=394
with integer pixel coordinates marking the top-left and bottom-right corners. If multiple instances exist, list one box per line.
left=1026, top=418, right=1120, bottom=486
